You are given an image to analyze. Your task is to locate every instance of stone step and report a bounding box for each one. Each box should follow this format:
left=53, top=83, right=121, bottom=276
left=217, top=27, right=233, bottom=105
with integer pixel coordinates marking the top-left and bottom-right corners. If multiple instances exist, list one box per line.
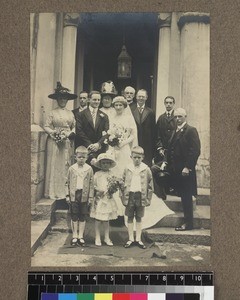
left=145, top=227, right=211, bottom=246
left=197, top=188, right=210, bottom=206
left=32, top=198, right=56, bottom=221
left=155, top=205, right=210, bottom=229
left=53, top=192, right=210, bottom=211
left=165, top=196, right=196, bottom=212
left=31, top=220, right=51, bottom=256
left=51, top=219, right=210, bottom=246
left=54, top=204, right=210, bottom=230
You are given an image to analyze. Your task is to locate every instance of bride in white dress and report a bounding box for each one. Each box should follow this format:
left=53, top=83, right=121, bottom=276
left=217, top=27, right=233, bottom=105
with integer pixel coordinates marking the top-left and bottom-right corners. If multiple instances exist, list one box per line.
left=108, top=96, right=173, bottom=227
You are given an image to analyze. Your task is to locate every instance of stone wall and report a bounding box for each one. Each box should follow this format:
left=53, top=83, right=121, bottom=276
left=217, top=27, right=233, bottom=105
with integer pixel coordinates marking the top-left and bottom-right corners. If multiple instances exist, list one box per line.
left=31, top=125, right=47, bottom=209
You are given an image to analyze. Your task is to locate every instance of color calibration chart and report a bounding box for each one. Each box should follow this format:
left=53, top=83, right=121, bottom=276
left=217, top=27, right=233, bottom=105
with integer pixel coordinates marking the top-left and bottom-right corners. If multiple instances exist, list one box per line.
left=28, top=272, right=214, bottom=300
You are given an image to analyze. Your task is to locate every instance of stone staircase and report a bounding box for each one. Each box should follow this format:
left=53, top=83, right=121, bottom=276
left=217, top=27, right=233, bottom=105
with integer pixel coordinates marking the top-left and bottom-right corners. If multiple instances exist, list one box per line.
left=31, top=188, right=210, bottom=255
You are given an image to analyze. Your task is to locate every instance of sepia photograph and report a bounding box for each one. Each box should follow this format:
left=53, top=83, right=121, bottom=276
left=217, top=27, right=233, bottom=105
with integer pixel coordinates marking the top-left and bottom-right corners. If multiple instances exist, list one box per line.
left=31, top=12, right=210, bottom=267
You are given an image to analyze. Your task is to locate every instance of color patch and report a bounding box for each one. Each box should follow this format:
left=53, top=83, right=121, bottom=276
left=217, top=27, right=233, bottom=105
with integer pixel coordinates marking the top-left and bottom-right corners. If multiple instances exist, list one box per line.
left=166, top=294, right=184, bottom=300
left=130, top=293, right=148, bottom=300
left=112, top=293, right=131, bottom=300
left=59, top=294, right=77, bottom=300
left=148, top=294, right=166, bottom=300
left=77, top=294, right=94, bottom=300
left=94, top=294, right=112, bottom=300
left=41, top=294, right=58, bottom=300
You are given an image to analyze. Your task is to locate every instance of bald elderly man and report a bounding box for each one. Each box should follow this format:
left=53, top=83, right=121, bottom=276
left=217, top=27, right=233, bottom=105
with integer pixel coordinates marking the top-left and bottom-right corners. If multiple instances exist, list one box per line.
left=167, top=108, right=201, bottom=231
left=123, top=86, right=136, bottom=109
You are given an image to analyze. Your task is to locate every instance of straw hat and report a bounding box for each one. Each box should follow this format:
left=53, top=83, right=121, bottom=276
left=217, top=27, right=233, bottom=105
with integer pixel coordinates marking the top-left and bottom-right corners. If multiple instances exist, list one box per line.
left=94, top=153, right=116, bottom=169
left=48, top=81, right=77, bottom=100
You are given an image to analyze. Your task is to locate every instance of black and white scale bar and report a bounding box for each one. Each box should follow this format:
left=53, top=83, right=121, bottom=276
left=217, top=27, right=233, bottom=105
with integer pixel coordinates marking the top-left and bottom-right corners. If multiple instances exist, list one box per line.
left=28, top=272, right=213, bottom=286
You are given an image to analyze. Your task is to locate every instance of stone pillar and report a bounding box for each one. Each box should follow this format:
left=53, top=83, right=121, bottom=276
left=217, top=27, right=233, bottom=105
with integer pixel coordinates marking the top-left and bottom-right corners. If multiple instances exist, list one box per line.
left=168, top=12, right=181, bottom=108
left=31, top=13, right=57, bottom=208
left=178, top=12, right=210, bottom=188
left=32, top=13, right=57, bottom=126
left=155, top=13, right=172, bottom=119
left=62, top=13, right=79, bottom=110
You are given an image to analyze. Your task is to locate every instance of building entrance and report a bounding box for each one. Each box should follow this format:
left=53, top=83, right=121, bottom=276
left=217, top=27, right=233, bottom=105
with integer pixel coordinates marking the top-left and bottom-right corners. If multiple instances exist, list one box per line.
left=77, top=13, right=158, bottom=107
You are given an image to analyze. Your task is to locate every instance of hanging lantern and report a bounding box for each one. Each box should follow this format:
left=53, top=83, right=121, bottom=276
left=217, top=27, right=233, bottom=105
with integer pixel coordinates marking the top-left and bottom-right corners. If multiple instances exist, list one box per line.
left=117, top=45, right=132, bottom=79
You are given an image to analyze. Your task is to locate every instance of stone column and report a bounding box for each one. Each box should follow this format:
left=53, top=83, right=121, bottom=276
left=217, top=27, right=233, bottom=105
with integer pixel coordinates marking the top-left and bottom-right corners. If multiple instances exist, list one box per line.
left=178, top=12, right=210, bottom=188
left=30, top=13, right=57, bottom=208
left=61, top=13, right=79, bottom=110
left=32, top=13, right=57, bottom=126
left=155, top=13, right=172, bottom=119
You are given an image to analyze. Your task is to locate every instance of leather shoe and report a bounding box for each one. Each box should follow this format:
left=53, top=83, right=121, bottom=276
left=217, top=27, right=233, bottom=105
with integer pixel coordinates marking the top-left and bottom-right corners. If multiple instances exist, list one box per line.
left=136, top=241, right=147, bottom=249
left=77, top=238, right=85, bottom=247
left=95, top=239, right=102, bottom=246
left=71, top=238, right=78, bottom=246
left=124, top=240, right=134, bottom=248
left=175, top=224, right=193, bottom=231
left=104, top=239, right=113, bottom=246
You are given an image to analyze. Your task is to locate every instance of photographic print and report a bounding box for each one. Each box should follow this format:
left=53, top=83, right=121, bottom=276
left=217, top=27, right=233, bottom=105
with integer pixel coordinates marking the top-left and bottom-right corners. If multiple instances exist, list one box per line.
left=31, top=12, right=210, bottom=267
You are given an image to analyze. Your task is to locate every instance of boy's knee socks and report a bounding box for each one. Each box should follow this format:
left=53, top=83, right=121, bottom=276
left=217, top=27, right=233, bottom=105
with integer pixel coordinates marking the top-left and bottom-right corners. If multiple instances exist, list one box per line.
left=136, top=222, right=142, bottom=242
left=127, top=223, right=134, bottom=241
left=71, top=221, right=78, bottom=238
left=78, top=221, right=86, bottom=239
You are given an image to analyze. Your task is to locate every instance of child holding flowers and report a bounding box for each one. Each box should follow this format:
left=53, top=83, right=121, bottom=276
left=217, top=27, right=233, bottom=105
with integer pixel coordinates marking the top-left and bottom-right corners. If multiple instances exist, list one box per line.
left=90, top=153, right=123, bottom=246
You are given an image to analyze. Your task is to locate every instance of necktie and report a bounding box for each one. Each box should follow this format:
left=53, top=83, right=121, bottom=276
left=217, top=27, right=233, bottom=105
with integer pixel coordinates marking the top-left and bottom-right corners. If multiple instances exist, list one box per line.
left=167, top=112, right=170, bottom=118
left=139, top=107, right=143, bottom=114
left=91, top=108, right=96, bottom=126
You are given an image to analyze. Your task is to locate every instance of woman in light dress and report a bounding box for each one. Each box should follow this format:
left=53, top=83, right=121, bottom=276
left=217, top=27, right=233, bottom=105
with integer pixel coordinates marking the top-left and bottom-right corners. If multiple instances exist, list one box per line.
left=108, top=96, right=173, bottom=229
left=44, top=82, right=76, bottom=200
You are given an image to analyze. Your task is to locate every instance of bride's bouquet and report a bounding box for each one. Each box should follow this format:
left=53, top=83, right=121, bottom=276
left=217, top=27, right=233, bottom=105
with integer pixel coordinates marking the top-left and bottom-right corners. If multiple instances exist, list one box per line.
left=103, top=124, right=130, bottom=147
left=106, top=176, right=125, bottom=198
left=51, top=128, right=67, bottom=145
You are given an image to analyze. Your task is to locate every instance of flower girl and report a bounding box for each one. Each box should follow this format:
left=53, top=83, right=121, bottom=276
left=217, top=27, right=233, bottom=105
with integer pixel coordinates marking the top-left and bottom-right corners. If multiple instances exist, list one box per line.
left=90, top=153, right=123, bottom=246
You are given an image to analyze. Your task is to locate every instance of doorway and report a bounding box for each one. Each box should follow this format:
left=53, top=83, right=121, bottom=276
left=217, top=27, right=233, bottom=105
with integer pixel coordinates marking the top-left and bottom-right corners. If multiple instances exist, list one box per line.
left=76, top=13, right=158, bottom=108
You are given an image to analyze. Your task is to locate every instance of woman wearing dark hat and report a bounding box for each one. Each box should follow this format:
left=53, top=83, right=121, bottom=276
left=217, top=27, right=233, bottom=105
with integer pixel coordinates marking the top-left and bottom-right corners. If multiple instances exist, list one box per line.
left=44, top=82, right=77, bottom=200
left=99, top=80, right=117, bottom=121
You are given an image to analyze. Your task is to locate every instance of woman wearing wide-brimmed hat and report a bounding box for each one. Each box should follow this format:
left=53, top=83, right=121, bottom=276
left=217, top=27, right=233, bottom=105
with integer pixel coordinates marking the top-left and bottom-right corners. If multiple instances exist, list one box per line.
left=44, top=82, right=77, bottom=200
left=99, top=80, right=117, bottom=121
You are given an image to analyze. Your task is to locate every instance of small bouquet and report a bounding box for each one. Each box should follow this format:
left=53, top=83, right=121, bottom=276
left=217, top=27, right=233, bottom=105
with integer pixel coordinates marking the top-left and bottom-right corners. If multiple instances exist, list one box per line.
left=51, top=128, right=67, bottom=145
left=106, top=176, right=125, bottom=198
left=103, top=124, right=130, bottom=147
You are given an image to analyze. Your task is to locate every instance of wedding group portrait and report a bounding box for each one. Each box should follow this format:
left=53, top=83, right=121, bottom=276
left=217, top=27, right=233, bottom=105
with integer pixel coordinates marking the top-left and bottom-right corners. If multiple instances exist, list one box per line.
left=31, top=12, right=210, bottom=267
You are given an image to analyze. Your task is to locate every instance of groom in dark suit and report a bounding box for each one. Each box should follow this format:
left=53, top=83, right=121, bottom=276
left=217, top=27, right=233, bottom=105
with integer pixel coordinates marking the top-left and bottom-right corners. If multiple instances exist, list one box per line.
left=167, top=108, right=201, bottom=231
left=76, top=91, right=109, bottom=162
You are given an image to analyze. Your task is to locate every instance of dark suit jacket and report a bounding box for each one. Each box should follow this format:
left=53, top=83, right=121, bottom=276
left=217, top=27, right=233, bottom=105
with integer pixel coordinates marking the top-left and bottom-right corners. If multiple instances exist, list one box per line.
left=156, top=111, right=177, bottom=151
left=167, top=123, right=201, bottom=195
left=76, top=108, right=109, bottom=155
left=129, top=101, right=137, bottom=112
left=72, top=107, right=87, bottom=148
left=132, top=105, right=156, bottom=166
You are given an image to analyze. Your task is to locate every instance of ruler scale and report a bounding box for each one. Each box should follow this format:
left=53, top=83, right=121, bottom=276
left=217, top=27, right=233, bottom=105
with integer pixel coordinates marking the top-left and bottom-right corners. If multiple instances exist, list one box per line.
left=28, top=272, right=213, bottom=300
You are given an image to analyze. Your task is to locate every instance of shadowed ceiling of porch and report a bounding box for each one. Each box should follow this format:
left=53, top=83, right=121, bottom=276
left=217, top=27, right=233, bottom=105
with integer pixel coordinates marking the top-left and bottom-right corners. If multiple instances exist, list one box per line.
left=80, top=13, right=158, bottom=61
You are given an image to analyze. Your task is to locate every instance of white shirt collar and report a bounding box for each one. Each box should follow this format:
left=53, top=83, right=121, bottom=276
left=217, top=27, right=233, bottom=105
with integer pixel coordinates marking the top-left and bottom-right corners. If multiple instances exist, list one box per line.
left=79, top=106, right=87, bottom=112
left=72, top=163, right=91, bottom=172
left=89, top=106, right=97, bottom=113
left=166, top=110, right=173, bottom=115
left=177, top=121, right=187, bottom=130
left=128, top=162, right=148, bottom=172
left=137, top=104, right=145, bottom=110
